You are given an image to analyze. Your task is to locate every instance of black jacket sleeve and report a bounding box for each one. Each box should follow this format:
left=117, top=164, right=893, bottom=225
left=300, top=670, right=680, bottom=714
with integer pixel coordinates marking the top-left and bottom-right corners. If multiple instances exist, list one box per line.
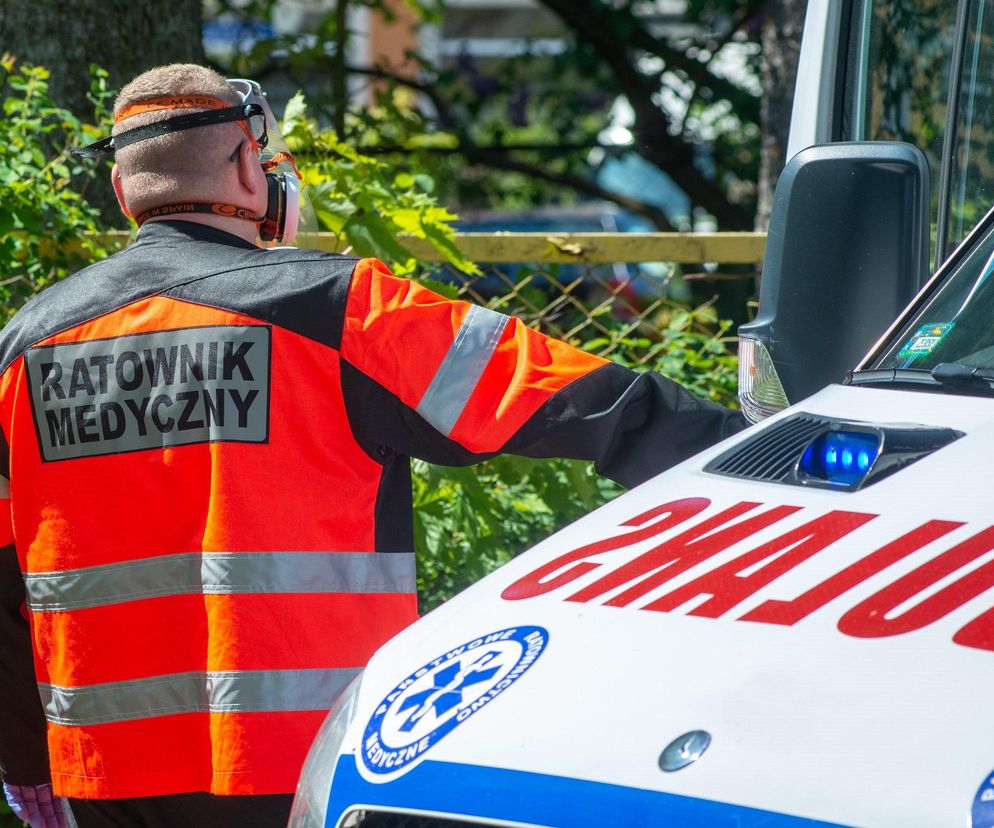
left=502, top=362, right=747, bottom=487
left=0, top=544, right=50, bottom=784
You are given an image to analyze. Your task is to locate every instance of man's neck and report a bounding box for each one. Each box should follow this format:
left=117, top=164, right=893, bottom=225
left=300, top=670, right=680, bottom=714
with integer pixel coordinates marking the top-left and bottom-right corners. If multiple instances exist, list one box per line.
left=142, top=213, right=262, bottom=246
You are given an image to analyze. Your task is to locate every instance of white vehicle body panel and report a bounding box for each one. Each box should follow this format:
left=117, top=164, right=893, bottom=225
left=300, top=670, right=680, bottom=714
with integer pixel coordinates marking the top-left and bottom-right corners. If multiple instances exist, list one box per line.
left=316, top=385, right=994, bottom=827
left=787, top=0, right=845, bottom=160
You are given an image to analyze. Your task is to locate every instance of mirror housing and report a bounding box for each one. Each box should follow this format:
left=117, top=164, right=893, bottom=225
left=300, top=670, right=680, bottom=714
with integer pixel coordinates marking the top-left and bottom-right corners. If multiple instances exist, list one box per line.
left=739, top=142, right=930, bottom=415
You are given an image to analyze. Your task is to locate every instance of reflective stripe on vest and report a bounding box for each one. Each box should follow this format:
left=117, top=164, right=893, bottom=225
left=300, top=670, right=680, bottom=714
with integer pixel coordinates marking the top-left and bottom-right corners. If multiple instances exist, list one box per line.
left=39, top=667, right=361, bottom=726
left=416, top=305, right=509, bottom=436
left=24, top=551, right=415, bottom=612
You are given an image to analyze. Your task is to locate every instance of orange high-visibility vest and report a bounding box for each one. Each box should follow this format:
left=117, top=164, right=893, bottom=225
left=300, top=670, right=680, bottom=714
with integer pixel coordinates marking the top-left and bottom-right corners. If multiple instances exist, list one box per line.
left=0, top=221, right=741, bottom=798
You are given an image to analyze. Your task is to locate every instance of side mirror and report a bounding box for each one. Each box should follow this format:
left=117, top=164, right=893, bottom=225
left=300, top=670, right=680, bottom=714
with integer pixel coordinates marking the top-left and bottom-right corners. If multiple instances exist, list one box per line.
left=738, top=142, right=930, bottom=420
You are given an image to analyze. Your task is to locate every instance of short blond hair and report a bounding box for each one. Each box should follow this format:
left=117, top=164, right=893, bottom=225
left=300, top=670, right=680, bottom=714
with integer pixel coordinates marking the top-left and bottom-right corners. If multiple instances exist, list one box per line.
left=113, top=64, right=247, bottom=213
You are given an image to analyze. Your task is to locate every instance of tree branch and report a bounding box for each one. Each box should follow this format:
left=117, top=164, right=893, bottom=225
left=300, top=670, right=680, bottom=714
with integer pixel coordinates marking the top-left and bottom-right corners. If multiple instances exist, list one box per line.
left=540, top=0, right=760, bottom=120
left=263, top=56, right=731, bottom=231
left=345, top=63, right=450, bottom=119
left=343, top=64, right=677, bottom=229
left=536, top=0, right=752, bottom=228
left=332, top=0, right=349, bottom=136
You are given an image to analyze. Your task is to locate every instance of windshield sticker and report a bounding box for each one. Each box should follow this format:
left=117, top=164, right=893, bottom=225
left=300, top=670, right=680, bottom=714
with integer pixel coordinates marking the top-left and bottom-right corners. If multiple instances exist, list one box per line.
left=972, top=769, right=994, bottom=828
left=360, top=626, right=548, bottom=778
left=897, top=322, right=954, bottom=365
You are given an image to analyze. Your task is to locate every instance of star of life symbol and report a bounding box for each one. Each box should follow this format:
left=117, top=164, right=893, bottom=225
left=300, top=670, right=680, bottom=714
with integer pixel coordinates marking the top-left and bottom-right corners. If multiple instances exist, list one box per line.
left=396, top=649, right=504, bottom=732
left=972, top=772, right=994, bottom=828
left=361, top=625, right=548, bottom=777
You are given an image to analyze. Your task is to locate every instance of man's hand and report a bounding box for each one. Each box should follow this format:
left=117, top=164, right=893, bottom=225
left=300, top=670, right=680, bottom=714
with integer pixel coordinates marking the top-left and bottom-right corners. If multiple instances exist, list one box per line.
left=2, top=782, right=68, bottom=828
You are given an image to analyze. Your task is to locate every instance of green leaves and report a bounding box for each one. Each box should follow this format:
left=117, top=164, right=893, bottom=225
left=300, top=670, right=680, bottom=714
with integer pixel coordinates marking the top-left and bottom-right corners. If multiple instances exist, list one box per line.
left=281, top=90, right=309, bottom=133
left=283, top=92, right=478, bottom=276
left=344, top=210, right=418, bottom=266
left=0, top=798, right=21, bottom=826
left=413, top=455, right=619, bottom=611
left=0, top=60, right=116, bottom=324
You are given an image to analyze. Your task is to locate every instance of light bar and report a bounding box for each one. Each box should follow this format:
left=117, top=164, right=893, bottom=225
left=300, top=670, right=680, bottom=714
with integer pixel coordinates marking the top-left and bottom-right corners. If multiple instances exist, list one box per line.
left=799, top=431, right=881, bottom=488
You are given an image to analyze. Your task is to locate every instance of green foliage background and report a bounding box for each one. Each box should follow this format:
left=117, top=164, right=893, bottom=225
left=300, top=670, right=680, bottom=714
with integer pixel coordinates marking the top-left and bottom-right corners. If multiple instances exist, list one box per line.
left=0, top=59, right=114, bottom=326
left=0, top=62, right=736, bottom=812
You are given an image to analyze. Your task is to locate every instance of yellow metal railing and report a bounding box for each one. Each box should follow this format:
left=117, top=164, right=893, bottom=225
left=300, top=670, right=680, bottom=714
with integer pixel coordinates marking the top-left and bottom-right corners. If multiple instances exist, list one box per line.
left=90, top=231, right=766, bottom=264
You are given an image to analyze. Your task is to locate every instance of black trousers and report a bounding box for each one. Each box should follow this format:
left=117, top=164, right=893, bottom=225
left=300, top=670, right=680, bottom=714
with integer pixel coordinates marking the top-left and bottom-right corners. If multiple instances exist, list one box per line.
left=66, top=792, right=295, bottom=827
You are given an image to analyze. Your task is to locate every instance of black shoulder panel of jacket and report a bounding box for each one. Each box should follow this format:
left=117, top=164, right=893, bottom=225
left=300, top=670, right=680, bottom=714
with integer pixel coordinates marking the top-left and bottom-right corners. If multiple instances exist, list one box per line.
left=340, top=357, right=498, bottom=468
left=0, top=222, right=358, bottom=373
left=504, top=362, right=750, bottom=488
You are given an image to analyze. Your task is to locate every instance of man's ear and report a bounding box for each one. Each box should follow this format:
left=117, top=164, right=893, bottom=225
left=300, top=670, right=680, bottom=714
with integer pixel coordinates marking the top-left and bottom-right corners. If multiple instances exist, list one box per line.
left=110, top=165, right=132, bottom=218
left=236, top=141, right=265, bottom=199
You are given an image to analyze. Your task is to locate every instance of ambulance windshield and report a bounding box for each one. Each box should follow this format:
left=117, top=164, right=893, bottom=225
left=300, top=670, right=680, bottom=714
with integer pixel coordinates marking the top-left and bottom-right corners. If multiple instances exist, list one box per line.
left=874, top=207, right=994, bottom=373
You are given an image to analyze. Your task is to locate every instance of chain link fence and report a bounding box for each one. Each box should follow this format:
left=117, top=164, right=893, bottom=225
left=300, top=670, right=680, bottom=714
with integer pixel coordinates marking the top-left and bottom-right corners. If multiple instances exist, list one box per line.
left=397, top=233, right=764, bottom=371
left=411, top=232, right=765, bottom=367
left=422, top=258, right=693, bottom=366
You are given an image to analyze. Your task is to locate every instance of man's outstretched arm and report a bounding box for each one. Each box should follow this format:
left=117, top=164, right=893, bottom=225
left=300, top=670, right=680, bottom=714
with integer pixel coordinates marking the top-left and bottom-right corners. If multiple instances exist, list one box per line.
left=340, top=258, right=747, bottom=487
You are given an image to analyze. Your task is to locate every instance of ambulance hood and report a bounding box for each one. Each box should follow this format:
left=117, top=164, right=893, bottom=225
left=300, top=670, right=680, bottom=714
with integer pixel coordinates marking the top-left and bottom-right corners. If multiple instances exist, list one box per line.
left=331, top=384, right=994, bottom=827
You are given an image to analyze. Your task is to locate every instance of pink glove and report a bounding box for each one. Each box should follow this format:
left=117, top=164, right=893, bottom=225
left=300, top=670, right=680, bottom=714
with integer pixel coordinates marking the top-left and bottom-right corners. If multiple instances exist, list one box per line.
left=2, top=781, right=68, bottom=828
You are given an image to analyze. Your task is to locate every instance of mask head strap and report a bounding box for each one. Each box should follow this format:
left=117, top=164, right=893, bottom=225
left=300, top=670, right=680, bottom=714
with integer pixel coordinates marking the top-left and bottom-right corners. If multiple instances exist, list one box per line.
left=260, top=150, right=302, bottom=178
left=133, top=202, right=264, bottom=226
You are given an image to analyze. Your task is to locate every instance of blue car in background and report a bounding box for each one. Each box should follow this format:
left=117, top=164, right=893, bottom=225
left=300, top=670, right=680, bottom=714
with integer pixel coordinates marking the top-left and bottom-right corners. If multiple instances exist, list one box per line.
left=440, top=205, right=681, bottom=310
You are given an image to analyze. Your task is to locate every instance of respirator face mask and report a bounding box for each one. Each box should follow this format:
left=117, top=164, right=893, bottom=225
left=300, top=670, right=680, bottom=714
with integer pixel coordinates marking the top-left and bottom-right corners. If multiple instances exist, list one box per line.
left=74, top=78, right=302, bottom=246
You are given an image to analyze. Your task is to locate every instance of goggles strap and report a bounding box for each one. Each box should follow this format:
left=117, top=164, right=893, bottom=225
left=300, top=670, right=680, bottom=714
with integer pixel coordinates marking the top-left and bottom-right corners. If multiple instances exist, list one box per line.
left=134, top=202, right=264, bottom=226
left=115, top=96, right=231, bottom=122
left=74, top=103, right=266, bottom=159
left=116, top=97, right=262, bottom=149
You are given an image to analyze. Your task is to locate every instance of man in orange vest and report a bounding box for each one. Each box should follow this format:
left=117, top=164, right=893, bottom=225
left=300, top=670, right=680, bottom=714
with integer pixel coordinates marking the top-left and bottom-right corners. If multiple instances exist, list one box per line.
left=0, top=64, right=745, bottom=827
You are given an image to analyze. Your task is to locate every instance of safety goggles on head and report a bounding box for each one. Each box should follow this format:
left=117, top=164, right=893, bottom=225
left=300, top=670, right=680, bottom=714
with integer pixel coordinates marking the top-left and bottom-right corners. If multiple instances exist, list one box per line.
left=74, top=94, right=269, bottom=159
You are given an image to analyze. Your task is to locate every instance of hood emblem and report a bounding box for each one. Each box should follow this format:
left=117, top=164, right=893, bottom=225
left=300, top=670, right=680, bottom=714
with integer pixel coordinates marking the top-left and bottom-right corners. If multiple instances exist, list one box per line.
left=659, top=730, right=711, bottom=772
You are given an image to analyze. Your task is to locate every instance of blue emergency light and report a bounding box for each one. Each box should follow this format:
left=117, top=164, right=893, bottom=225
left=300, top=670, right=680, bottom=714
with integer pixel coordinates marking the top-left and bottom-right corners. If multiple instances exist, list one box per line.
left=799, top=431, right=881, bottom=487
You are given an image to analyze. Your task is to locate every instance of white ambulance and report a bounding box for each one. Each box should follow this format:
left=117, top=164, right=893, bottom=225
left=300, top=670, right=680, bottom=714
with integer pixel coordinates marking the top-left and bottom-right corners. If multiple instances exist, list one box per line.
left=289, top=0, right=994, bottom=825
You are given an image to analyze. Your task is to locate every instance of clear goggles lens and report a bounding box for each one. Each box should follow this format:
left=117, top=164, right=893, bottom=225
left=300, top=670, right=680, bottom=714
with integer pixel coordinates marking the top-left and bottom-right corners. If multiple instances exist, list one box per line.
left=228, top=79, right=268, bottom=145
left=244, top=105, right=267, bottom=146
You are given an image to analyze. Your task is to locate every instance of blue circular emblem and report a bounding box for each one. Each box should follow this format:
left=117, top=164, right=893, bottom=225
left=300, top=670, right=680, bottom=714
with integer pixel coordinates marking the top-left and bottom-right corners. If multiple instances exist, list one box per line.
left=973, top=769, right=994, bottom=828
left=360, top=625, right=548, bottom=775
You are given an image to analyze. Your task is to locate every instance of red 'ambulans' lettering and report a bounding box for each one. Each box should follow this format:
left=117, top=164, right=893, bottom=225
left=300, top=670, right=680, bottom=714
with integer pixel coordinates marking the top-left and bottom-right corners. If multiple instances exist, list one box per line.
left=570, top=503, right=801, bottom=607
left=501, top=498, right=711, bottom=601
left=741, top=520, right=963, bottom=626
left=502, top=496, right=994, bottom=654
left=954, top=606, right=994, bottom=652
left=643, top=510, right=875, bottom=618
left=838, top=526, right=994, bottom=639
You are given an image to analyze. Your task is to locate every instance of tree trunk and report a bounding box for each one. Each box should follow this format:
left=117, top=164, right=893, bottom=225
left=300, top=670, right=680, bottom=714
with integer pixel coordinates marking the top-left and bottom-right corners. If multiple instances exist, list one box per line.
left=0, top=0, right=204, bottom=118
left=756, top=0, right=807, bottom=231
left=2, top=0, right=204, bottom=223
